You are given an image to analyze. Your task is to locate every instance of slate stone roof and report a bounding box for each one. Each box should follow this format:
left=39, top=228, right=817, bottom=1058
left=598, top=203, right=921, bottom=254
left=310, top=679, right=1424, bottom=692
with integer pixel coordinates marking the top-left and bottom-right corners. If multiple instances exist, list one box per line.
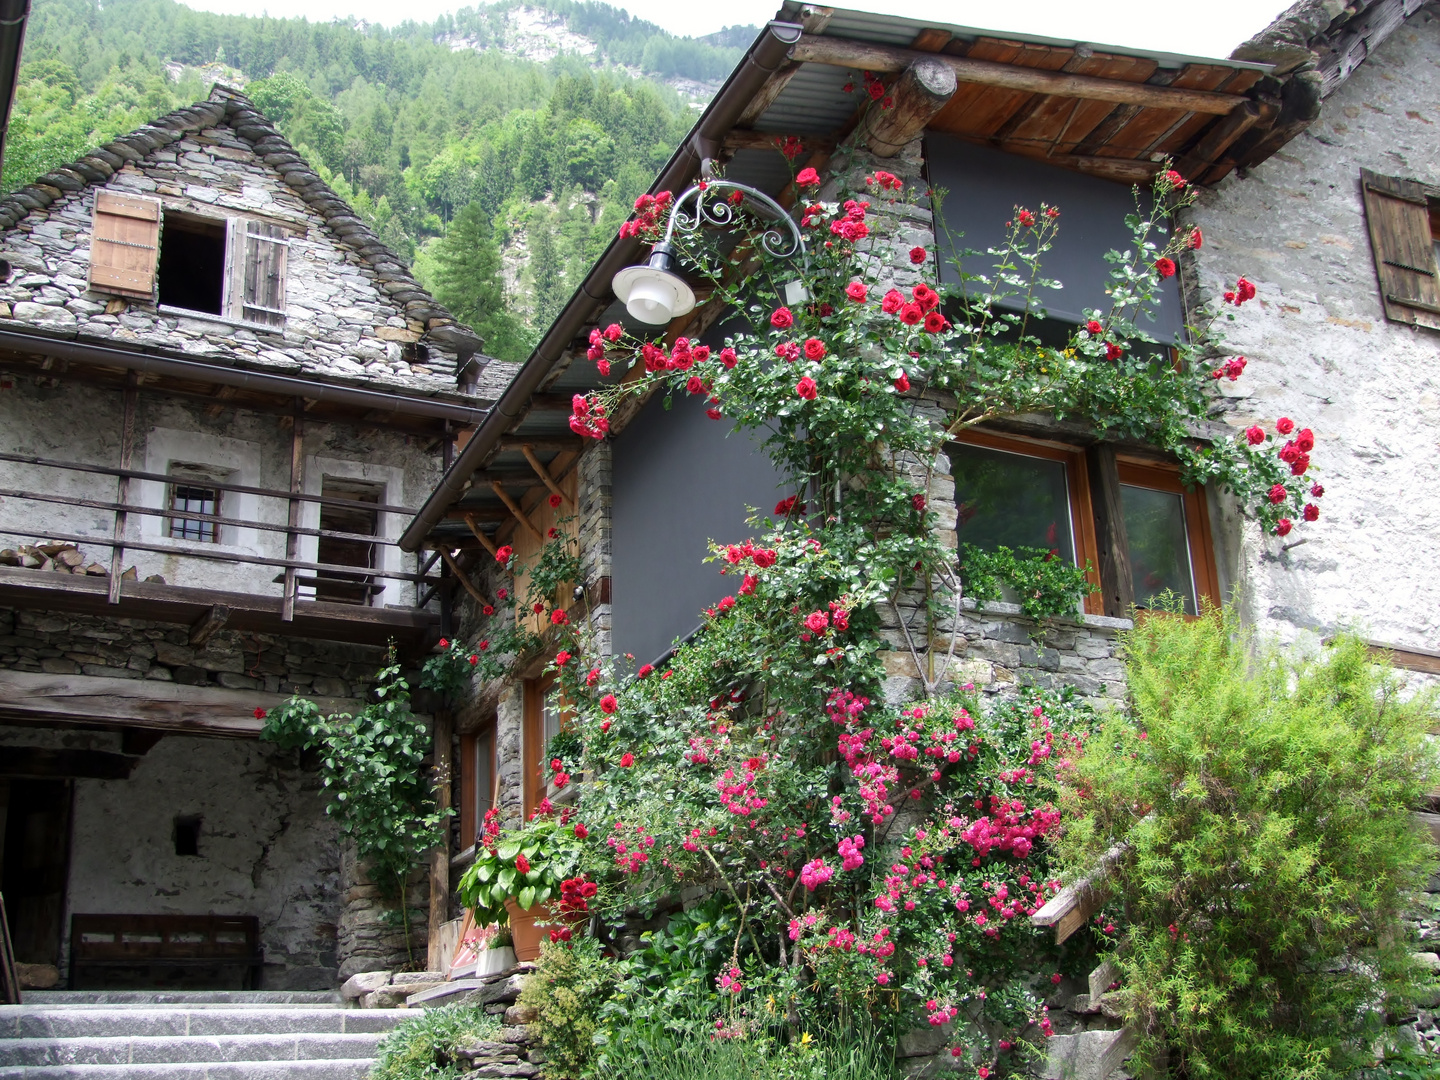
left=0, top=84, right=495, bottom=392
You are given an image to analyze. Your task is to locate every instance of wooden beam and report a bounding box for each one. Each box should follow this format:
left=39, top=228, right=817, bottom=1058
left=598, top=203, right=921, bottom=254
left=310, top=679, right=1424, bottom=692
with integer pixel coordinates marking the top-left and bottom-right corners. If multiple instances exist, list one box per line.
left=1032, top=840, right=1129, bottom=943
left=520, top=445, right=573, bottom=510
left=427, top=711, right=453, bottom=973
left=736, top=61, right=804, bottom=127
left=856, top=57, right=957, bottom=158
left=439, top=548, right=491, bottom=609
left=791, top=35, right=1248, bottom=115
left=462, top=513, right=500, bottom=558
left=188, top=605, right=230, bottom=647
left=497, top=437, right=582, bottom=453
left=1175, top=100, right=1265, bottom=181
left=0, top=670, right=359, bottom=737
left=282, top=400, right=304, bottom=623
left=121, top=729, right=165, bottom=756
left=108, top=372, right=137, bottom=604
left=491, top=481, right=543, bottom=542
left=0, top=746, right=140, bottom=780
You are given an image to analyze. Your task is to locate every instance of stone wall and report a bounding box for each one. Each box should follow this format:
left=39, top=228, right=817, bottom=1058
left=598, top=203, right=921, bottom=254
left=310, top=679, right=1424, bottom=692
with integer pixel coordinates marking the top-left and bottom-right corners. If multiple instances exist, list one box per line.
left=0, top=606, right=386, bottom=696
left=1188, top=7, right=1440, bottom=674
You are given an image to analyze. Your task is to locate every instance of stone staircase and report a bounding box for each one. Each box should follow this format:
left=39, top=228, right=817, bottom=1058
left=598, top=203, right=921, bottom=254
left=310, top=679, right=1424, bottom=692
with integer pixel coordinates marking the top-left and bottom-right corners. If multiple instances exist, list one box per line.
left=0, top=991, right=410, bottom=1079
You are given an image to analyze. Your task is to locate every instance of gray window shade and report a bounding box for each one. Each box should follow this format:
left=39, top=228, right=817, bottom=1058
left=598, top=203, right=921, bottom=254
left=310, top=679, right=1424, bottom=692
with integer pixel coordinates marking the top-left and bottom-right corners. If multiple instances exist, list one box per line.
left=927, top=135, right=1183, bottom=344
left=611, top=391, right=786, bottom=668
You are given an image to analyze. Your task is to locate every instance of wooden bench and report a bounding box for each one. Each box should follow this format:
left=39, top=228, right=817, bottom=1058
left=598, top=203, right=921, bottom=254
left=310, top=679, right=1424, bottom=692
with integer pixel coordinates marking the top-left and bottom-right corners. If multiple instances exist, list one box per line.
left=69, top=914, right=263, bottom=990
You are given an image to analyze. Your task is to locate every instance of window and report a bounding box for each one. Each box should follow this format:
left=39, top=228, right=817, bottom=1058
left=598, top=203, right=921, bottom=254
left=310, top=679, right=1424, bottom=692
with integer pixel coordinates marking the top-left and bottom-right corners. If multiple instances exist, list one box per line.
left=1115, top=459, right=1219, bottom=617
left=168, top=483, right=220, bottom=543
left=458, top=722, right=497, bottom=849
left=951, top=432, right=1102, bottom=614
left=952, top=432, right=1219, bottom=619
left=173, top=816, right=201, bottom=857
left=315, top=477, right=382, bottom=605
left=1361, top=168, right=1440, bottom=330
left=86, top=192, right=288, bottom=325
left=522, top=676, right=570, bottom=817
left=157, top=211, right=226, bottom=315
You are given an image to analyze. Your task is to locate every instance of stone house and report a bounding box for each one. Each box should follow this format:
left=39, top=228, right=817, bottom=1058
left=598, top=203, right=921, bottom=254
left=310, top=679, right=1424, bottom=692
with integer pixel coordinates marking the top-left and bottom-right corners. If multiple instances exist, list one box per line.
left=0, top=85, right=513, bottom=990
left=397, top=2, right=1440, bottom=1063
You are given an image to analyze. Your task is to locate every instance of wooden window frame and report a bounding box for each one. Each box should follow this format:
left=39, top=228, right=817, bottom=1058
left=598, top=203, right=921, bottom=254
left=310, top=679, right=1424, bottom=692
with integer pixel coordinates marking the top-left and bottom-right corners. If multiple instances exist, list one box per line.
left=522, top=675, right=570, bottom=818
left=1114, top=457, right=1220, bottom=614
left=951, top=429, right=1104, bottom=616
left=458, top=720, right=497, bottom=850
left=167, top=482, right=221, bottom=544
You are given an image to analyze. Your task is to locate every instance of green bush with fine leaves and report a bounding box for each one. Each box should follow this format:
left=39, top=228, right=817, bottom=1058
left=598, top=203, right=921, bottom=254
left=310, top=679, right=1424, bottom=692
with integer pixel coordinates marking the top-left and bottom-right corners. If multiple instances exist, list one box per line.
left=1058, top=610, right=1439, bottom=1080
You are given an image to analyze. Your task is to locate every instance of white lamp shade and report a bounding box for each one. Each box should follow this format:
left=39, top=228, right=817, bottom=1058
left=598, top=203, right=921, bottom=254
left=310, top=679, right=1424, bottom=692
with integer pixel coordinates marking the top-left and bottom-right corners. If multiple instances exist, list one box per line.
left=612, top=264, right=696, bottom=326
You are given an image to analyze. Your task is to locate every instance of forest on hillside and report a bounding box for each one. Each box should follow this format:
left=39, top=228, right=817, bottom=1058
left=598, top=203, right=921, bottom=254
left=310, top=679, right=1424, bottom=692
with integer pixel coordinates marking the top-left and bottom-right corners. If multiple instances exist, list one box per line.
left=3, top=0, right=742, bottom=359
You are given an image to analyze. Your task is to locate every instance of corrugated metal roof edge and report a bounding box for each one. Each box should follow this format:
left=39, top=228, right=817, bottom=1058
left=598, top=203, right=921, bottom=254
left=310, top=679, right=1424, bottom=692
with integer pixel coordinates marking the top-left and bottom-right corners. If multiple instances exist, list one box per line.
left=399, top=19, right=805, bottom=552
left=775, top=1, right=1274, bottom=74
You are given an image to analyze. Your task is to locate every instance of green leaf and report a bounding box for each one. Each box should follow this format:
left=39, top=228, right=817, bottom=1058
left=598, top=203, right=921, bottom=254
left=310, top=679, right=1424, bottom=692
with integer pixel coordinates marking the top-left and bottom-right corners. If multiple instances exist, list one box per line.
left=516, top=885, right=536, bottom=910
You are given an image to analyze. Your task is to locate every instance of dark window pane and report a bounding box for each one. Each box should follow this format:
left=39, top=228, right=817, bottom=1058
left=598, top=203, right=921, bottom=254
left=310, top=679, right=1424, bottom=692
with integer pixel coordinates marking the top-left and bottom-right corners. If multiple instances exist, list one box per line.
left=1120, top=484, right=1197, bottom=615
left=952, top=444, right=1075, bottom=561
left=169, top=485, right=218, bottom=542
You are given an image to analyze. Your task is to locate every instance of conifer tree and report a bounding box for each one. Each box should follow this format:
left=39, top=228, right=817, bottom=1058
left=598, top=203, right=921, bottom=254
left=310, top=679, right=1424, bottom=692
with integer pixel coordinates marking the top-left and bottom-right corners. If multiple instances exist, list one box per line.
left=431, top=202, right=530, bottom=364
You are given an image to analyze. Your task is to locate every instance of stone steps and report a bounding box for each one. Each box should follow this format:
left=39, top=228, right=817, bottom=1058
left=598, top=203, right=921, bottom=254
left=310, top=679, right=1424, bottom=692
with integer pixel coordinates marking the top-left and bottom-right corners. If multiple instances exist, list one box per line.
left=21, top=994, right=344, bottom=1008
left=0, top=997, right=412, bottom=1080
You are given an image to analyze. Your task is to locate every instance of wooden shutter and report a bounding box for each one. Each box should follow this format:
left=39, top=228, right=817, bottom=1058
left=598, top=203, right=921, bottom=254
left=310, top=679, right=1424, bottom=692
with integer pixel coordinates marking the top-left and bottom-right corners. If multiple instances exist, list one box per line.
left=237, top=220, right=288, bottom=326
left=88, top=192, right=161, bottom=299
left=1361, top=168, right=1440, bottom=330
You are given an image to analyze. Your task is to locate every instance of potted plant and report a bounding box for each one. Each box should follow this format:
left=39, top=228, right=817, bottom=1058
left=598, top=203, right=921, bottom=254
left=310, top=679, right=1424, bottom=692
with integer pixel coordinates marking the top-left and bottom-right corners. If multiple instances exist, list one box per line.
left=476, top=923, right=515, bottom=976
left=456, top=815, right=585, bottom=961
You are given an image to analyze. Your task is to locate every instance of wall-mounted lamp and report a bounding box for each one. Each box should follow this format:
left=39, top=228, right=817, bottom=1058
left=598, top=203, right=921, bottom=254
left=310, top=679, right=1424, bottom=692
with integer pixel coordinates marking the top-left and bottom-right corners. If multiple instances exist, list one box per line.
left=611, top=180, right=807, bottom=325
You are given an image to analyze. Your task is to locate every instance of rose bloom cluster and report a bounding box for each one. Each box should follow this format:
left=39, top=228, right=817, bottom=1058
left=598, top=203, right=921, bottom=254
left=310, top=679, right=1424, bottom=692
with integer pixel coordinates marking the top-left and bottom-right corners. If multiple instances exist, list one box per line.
left=618, top=190, right=673, bottom=239
left=1245, top=414, right=1324, bottom=535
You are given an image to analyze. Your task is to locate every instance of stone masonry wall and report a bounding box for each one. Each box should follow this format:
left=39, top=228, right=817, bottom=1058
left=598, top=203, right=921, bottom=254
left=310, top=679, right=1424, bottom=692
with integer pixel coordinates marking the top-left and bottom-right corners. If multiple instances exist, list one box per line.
left=1188, top=7, right=1440, bottom=674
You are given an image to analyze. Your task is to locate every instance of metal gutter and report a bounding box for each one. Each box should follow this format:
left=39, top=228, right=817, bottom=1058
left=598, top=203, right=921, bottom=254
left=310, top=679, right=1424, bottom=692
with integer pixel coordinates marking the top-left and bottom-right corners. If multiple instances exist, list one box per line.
left=0, top=327, right=490, bottom=425
left=399, top=18, right=805, bottom=552
left=0, top=0, right=28, bottom=177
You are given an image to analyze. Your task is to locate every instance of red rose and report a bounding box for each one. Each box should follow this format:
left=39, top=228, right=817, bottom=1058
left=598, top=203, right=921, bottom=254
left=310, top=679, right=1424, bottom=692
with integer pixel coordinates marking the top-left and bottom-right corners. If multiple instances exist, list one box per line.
left=1268, top=484, right=1286, bottom=504
left=638, top=664, right=654, bottom=679
left=1165, top=169, right=1187, bottom=190
left=253, top=707, right=267, bottom=720
left=775, top=495, right=799, bottom=516
left=555, top=650, right=571, bottom=666
left=1311, top=483, right=1325, bottom=498
left=1154, top=257, right=1176, bottom=278
left=1104, top=342, right=1124, bottom=361
left=1188, top=227, right=1203, bottom=250
left=846, top=281, right=867, bottom=302
left=468, top=654, right=479, bottom=665
left=438, top=638, right=449, bottom=648
left=600, top=694, right=618, bottom=714
left=803, top=337, right=827, bottom=360
left=752, top=549, right=777, bottom=568
left=551, top=758, right=563, bottom=772
left=1246, top=426, right=1265, bottom=446
left=740, top=573, right=758, bottom=595
left=1295, top=428, right=1315, bottom=453
left=894, top=372, right=910, bottom=392
left=881, top=289, right=904, bottom=314
left=1276, top=417, right=1294, bottom=435
left=551, top=609, right=569, bottom=626
left=923, top=311, right=947, bottom=333
left=913, top=283, right=939, bottom=311
left=1085, top=320, right=1102, bottom=334
left=804, top=611, right=829, bottom=633
left=603, top=323, right=623, bottom=342
left=797, top=167, right=820, bottom=187
left=909, top=246, right=927, bottom=265
left=1302, top=503, right=1319, bottom=521
left=1017, top=208, right=1035, bottom=227
left=770, top=307, right=794, bottom=329
left=549, top=493, right=562, bottom=508
left=1274, top=518, right=1293, bottom=537
left=707, top=407, right=723, bottom=420
left=912, top=493, right=926, bottom=512
left=687, top=375, right=705, bottom=395
left=495, top=545, right=513, bottom=563
left=533, top=602, right=545, bottom=614
left=619, top=752, right=635, bottom=768
left=1290, top=454, right=1310, bottom=476
left=899, top=303, right=923, bottom=325
left=574, top=823, right=589, bottom=839
left=796, top=376, right=819, bottom=400
left=479, top=639, right=489, bottom=651
left=720, top=347, right=737, bottom=368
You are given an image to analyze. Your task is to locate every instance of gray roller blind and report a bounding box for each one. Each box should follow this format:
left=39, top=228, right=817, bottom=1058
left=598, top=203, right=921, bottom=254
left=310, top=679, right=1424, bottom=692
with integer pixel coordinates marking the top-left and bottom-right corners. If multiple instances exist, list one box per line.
left=611, top=390, right=787, bottom=669
left=927, top=135, right=1184, bottom=344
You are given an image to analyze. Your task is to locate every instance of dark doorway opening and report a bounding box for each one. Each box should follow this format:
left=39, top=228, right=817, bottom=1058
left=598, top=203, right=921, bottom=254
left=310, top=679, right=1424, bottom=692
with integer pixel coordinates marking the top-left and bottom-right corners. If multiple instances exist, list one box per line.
left=316, top=477, right=382, bottom=605
left=157, top=212, right=226, bottom=315
left=0, top=778, right=73, bottom=970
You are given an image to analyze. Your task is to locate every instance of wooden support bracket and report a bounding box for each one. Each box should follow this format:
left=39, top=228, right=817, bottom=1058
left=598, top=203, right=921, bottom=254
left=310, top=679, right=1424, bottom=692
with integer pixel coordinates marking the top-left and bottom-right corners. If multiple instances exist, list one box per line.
left=491, top=481, right=544, bottom=542
left=462, top=513, right=500, bottom=558
left=188, top=605, right=231, bottom=648
left=438, top=548, right=492, bottom=610
left=1032, top=841, right=1129, bottom=944
left=854, top=57, right=957, bottom=158
left=520, top=445, right=572, bottom=510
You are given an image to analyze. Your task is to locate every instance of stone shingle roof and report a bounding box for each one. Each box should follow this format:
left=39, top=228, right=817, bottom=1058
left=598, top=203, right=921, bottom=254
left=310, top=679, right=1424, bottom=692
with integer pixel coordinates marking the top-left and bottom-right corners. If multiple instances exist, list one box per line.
left=0, top=84, right=482, bottom=361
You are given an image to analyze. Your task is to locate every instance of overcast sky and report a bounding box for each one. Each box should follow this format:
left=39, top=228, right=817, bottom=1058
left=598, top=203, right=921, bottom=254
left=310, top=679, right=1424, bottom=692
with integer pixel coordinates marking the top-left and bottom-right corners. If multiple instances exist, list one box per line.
left=177, top=0, right=1294, bottom=61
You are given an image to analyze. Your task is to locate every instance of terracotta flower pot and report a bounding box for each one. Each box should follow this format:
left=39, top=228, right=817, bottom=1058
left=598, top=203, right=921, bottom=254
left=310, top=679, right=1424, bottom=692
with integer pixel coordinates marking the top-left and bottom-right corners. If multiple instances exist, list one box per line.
left=504, top=897, right=553, bottom=962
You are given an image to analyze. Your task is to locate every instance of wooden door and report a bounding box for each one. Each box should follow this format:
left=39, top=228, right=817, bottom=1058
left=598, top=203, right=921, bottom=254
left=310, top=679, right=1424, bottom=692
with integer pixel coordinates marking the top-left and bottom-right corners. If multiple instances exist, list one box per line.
left=1, top=779, right=73, bottom=967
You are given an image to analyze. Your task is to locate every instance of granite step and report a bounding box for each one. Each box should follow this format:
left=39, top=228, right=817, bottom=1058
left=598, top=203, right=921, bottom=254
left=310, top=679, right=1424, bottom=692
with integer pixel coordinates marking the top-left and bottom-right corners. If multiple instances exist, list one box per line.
left=0, top=1009, right=409, bottom=1040
left=0, top=1059, right=377, bottom=1079
left=0, top=1032, right=385, bottom=1067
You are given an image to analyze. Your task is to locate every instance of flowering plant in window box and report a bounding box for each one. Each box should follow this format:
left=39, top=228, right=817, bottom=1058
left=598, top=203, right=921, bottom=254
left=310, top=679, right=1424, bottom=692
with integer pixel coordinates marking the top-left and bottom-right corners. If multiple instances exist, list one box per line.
left=456, top=813, right=589, bottom=929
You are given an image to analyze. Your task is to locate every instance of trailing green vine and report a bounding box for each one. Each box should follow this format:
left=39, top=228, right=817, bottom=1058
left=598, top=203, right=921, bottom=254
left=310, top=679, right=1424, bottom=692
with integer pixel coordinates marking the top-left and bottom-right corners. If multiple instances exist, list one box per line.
left=959, top=543, right=1096, bottom=623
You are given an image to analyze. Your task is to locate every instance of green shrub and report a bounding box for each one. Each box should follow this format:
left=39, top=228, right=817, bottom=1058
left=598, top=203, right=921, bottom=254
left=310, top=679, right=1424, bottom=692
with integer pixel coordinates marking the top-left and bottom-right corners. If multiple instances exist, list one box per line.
left=519, top=936, right=621, bottom=1079
left=369, top=1004, right=501, bottom=1080
left=1058, top=610, right=1438, bottom=1080
left=615, top=1023, right=898, bottom=1080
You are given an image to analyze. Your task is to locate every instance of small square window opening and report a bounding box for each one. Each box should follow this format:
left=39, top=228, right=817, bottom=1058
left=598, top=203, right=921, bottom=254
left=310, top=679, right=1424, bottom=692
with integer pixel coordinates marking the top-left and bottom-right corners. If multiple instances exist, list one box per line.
left=157, top=211, right=226, bottom=315
left=173, top=816, right=201, bottom=857
left=169, top=483, right=220, bottom=543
